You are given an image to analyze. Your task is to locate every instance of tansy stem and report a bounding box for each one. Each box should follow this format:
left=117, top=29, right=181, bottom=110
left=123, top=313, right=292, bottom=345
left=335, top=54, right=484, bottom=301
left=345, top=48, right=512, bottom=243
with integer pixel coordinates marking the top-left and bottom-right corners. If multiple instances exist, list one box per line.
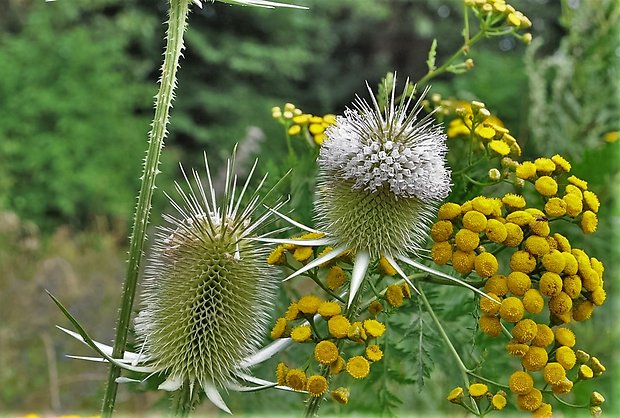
left=418, top=286, right=480, bottom=415
left=174, top=382, right=199, bottom=417
left=101, top=1, right=190, bottom=416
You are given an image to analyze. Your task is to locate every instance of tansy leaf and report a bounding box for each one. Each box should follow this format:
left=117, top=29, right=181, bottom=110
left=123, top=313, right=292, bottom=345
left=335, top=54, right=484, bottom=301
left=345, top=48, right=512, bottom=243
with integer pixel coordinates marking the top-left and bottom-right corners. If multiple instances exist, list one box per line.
left=426, top=39, right=438, bottom=72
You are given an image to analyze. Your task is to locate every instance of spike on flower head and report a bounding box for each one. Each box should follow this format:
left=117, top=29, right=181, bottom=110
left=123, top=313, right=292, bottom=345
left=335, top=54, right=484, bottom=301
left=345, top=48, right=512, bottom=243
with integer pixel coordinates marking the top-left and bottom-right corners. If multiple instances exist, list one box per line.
left=134, top=150, right=280, bottom=394
left=316, top=76, right=452, bottom=257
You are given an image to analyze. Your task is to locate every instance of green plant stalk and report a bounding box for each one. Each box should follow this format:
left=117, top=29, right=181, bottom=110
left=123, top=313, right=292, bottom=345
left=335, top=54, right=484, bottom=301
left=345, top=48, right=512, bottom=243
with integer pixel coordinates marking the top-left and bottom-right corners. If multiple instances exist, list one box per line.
left=101, top=1, right=190, bottom=416
left=418, top=286, right=480, bottom=415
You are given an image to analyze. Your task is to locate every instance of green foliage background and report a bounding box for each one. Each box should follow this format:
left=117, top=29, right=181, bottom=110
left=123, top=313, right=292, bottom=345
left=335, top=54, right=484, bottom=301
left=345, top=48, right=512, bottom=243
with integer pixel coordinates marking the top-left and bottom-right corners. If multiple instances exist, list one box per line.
left=0, top=0, right=617, bottom=416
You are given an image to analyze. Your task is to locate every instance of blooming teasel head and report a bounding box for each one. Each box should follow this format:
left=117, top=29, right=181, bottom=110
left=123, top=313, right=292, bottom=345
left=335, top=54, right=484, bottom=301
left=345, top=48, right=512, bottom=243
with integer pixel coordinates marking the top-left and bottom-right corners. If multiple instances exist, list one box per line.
left=260, top=77, right=491, bottom=307
left=56, top=151, right=291, bottom=413
left=316, top=78, right=451, bottom=257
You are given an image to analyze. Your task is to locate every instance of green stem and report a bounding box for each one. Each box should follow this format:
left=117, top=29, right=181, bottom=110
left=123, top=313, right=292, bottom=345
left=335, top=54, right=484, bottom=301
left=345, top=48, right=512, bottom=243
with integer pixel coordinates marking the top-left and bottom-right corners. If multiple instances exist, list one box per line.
left=417, top=30, right=485, bottom=87
left=101, top=1, right=190, bottom=416
left=418, top=286, right=480, bottom=414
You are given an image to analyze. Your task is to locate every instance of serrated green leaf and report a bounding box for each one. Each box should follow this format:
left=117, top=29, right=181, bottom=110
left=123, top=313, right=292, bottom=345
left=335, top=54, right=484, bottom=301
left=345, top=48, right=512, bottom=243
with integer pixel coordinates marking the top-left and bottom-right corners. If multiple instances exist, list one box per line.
left=426, top=39, right=437, bottom=72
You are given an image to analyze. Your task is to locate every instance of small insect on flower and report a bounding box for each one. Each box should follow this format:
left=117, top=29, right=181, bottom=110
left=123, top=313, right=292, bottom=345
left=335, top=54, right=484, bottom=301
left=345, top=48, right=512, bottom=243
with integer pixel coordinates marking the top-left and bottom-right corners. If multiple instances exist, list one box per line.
left=56, top=150, right=290, bottom=414
left=255, top=75, right=494, bottom=307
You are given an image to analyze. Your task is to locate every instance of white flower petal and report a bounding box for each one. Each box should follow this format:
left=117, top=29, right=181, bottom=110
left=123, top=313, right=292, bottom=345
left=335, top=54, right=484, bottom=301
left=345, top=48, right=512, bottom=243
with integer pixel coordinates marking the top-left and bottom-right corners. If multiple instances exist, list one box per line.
left=263, top=206, right=322, bottom=233
left=383, top=254, right=420, bottom=295
left=202, top=381, right=232, bottom=414
left=251, top=237, right=332, bottom=247
left=396, top=255, right=495, bottom=302
left=234, top=372, right=297, bottom=392
left=56, top=326, right=141, bottom=361
left=348, top=250, right=370, bottom=308
left=283, top=244, right=348, bottom=282
left=158, top=375, right=183, bottom=391
left=239, top=338, right=292, bottom=368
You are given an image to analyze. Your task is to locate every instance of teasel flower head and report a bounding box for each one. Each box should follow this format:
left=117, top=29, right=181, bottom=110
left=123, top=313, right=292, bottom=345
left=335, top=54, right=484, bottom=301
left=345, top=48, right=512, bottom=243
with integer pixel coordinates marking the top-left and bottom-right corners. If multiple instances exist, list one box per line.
left=56, top=151, right=292, bottom=414
left=258, top=76, right=491, bottom=308
left=316, top=78, right=451, bottom=257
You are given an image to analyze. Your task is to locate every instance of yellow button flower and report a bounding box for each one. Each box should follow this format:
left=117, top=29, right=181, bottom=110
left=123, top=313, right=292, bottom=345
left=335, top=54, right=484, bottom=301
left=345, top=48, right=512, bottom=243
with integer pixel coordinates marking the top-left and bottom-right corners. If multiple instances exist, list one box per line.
left=499, top=297, right=525, bottom=322
left=431, top=241, right=453, bottom=265
left=562, top=253, right=579, bottom=275
left=506, top=210, right=534, bottom=226
left=532, top=403, right=553, bottom=417
left=553, top=232, right=572, bottom=252
left=431, top=220, right=453, bottom=242
left=525, top=236, right=551, bottom=257
left=328, top=315, right=350, bottom=339
left=523, top=289, right=544, bottom=314
left=544, top=362, right=567, bottom=385
left=298, top=295, right=322, bottom=314
left=591, top=287, right=606, bottom=306
left=507, top=271, right=531, bottom=296
left=516, top=161, right=537, bottom=179
left=346, top=356, right=370, bottom=379
left=549, top=292, right=573, bottom=315
left=565, top=184, right=583, bottom=198
left=480, top=315, right=502, bottom=337
left=512, top=319, right=538, bottom=343
left=583, top=190, right=600, bottom=213
left=510, top=250, right=536, bottom=273
left=365, top=344, right=383, bottom=362
left=517, top=387, right=543, bottom=411
left=284, top=302, right=300, bottom=321
left=330, top=356, right=345, bottom=375
left=385, top=285, right=404, bottom=308
left=489, top=140, right=510, bottom=155
left=267, top=245, right=287, bottom=265
left=447, top=386, right=464, bottom=403
left=468, top=383, right=488, bottom=398
left=544, top=197, right=567, bottom=217
left=568, top=175, right=588, bottom=190
left=506, top=340, right=529, bottom=357
left=276, top=362, right=289, bottom=385
left=472, top=196, right=495, bottom=215
left=502, top=193, right=526, bottom=209
left=484, top=275, right=508, bottom=296
left=539, top=272, right=563, bottom=297
left=378, top=256, right=397, bottom=276
left=314, top=340, right=339, bottom=365
left=534, top=176, right=558, bottom=197
left=293, top=246, right=314, bottom=262
left=551, top=154, right=571, bottom=172
left=270, top=318, right=287, bottom=339
left=331, top=387, right=349, bottom=404
left=452, top=250, right=476, bottom=274
left=541, top=250, right=566, bottom=273
left=462, top=211, right=487, bottom=233
left=564, top=193, right=583, bottom=217
left=318, top=301, right=342, bottom=318
left=522, top=346, right=548, bottom=371
left=556, top=346, right=577, bottom=370
left=291, top=325, right=312, bottom=343
left=492, top=393, right=507, bottom=410
left=509, top=370, right=534, bottom=394
left=479, top=292, right=501, bottom=315
left=438, top=202, right=461, bottom=220
left=363, top=319, right=386, bottom=338
left=474, top=252, right=498, bottom=278
left=579, top=364, right=594, bottom=380
left=347, top=321, right=367, bottom=342
left=286, top=369, right=307, bottom=391
left=551, top=378, right=573, bottom=394
left=534, top=157, right=556, bottom=174
left=532, top=323, right=554, bottom=347
left=572, top=300, right=595, bottom=321
left=307, top=375, right=328, bottom=397
left=326, top=267, right=347, bottom=291
left=562, top=275, right=582, bottom=299
left=590, top=356, right=606, bottom=374
left=455, top=228, right=480, bottom=252
left=581, top=211, right=598, bottom=234
left=503, top=222, right=524, bottom=247
left=484, top=219, right=507, bottom=243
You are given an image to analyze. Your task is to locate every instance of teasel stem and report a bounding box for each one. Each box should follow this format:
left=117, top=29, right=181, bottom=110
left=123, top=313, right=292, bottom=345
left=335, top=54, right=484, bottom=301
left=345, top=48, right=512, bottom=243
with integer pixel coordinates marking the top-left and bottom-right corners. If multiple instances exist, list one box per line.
left=101, top=1, right=190, bottom=416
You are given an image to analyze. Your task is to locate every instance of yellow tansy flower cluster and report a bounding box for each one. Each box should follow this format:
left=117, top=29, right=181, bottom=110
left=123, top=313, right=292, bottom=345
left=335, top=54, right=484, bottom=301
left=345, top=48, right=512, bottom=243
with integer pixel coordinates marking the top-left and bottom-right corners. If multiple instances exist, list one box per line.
left=465, top=0, right=532, bottom=42
left=272, top=103, right=336, bottom=146
left=446, top=384, right=507, bottom=411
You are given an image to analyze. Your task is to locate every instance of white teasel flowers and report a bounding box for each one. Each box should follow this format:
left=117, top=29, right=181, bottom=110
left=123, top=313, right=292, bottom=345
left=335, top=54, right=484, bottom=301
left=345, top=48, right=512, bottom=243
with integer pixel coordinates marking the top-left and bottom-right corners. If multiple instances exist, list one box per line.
left=258, top=76, right=493, bottom=307
left=57, top=152, right=294, bottom=414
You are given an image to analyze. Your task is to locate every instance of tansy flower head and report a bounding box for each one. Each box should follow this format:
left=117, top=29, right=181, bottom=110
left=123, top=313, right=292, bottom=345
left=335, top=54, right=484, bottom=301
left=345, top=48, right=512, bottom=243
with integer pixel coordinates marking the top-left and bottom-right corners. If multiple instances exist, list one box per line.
left=132, top=152, right=282, bottom=408
left=331, top=387, right=350, bottom=404
left=479, top=315, right=502, bottom=337
left=363, top=319, right=386, bottom=338
left=316, top=77, right=450, bottom=259
left=517, top=388, right=543, bottom=412
left=468, top=383, right=488, bottom=398
left=385, top=284, right=404, bottom=307
left=509, top=370, right=534, bottom=394
left=346, top=356, right=371, bottom=379
left=492, top=393, right=507, bottom=410
left=291, top=325, right=312, bottom=343
left=365, top=344, right=384, bottom=362
left=447, top=386, right=464, bottom=403
left=307, top=375, right=328, bottom=397
left=522, top=346, right=548, bottom=371
left=286, top=369, right=307, bottom=391
left=314, top=340, right=339, bottom=365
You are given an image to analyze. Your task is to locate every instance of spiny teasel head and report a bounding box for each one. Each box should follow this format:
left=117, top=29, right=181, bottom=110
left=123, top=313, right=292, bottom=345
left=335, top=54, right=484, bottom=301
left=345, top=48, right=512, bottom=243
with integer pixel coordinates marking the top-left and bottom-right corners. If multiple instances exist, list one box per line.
left=316, top=77, right=451, bottom=258
left=134, top=152, right=280, bottom=395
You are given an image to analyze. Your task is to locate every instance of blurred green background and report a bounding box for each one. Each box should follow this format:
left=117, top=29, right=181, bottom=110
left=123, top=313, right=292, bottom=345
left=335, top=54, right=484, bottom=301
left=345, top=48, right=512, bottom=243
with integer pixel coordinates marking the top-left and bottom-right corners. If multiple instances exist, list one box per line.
left=0, top=0, right=618, bottom=416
